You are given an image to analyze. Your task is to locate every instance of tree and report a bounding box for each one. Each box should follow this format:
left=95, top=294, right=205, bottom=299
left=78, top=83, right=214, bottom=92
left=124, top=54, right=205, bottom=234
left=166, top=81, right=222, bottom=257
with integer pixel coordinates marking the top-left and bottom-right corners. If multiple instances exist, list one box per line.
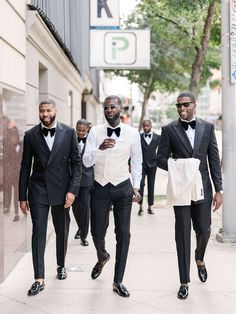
left=108, top=0, right=221, bottom=129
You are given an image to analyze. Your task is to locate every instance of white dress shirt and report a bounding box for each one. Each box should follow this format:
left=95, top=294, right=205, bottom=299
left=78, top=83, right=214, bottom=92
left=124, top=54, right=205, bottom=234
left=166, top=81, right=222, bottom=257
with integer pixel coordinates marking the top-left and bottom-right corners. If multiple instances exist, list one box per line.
left=78, top=136, right=87, bottom=153
left=181, top=118, right=196, bottom=148
left=144, top=131, right=153, bottom=145
left=83, top=122, right=142, bottom=188
left=41, top=122, right=57, bottom=151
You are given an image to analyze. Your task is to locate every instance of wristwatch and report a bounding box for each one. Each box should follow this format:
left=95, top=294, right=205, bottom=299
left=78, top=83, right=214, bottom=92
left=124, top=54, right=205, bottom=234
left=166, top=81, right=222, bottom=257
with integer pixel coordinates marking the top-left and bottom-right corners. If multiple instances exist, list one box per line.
left=219, top=190, right=224, bottom=195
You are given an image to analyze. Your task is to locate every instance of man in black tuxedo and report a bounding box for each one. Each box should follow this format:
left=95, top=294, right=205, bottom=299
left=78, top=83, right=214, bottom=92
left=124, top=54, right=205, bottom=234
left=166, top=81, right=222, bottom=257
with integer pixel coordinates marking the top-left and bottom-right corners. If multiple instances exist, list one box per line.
left=19, top=99, right=81, bottom=296
left=83, top=95, right=142, bottom=297
left=157, top=91, right=223, bottom=300
left=72, top=119, right=94, bottom=246
left=138, top=119, right=160, bottom=215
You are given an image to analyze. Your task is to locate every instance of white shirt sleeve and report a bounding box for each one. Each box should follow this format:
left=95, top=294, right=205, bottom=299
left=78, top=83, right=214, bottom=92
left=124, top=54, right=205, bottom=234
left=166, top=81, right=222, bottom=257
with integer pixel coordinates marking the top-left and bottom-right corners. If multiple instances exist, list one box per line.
left=83, top=127, right=99, bottom=167
left=130, top=130, right=142, bottom=188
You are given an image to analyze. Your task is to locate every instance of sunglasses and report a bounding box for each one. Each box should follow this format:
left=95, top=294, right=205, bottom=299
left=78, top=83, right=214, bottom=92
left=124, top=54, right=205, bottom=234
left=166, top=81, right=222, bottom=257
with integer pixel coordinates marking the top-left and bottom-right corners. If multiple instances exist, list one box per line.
left=175, top=102, right=193, bottom=109
left=103, top=105, right=118, bottom=111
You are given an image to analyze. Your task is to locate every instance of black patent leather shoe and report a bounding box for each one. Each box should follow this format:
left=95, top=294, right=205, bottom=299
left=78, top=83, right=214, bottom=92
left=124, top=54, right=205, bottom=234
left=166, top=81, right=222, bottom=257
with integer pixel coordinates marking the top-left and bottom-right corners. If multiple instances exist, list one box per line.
left=138, top=206, right=143, bottom=216
left=57, top=266, right=67, bottom=280
left=91, top=254, right=110, bottom=279
left=81, top=239, right=89, bottom=246
left=74, top=230, right=81, bottom=239
left=147, top=207, right=154, bottom=214
left=113, top=282, right=130, bottom=297
left=197, top=264, right=207, bottom=282
left=27, top=281, right=45, bottom=296
left=177, top=285, right=189, bottom=300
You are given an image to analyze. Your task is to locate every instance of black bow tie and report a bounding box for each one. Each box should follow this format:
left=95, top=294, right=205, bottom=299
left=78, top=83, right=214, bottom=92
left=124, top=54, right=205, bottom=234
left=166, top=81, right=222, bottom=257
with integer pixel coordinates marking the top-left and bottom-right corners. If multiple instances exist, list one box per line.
left=145, top=133, right=151, bottom=138
left=78, top=137, right=86, bottom=144
left=42, top=127, right=56, bottom=137
left=107, top=127, right=121, bottom=137
left=181, top=120, right=196, bottom=130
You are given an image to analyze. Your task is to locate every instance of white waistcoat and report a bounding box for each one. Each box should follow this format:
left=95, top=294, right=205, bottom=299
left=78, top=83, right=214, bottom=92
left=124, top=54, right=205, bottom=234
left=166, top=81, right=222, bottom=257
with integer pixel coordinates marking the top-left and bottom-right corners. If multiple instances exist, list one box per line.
left=94, top=124, right=133, bottom=186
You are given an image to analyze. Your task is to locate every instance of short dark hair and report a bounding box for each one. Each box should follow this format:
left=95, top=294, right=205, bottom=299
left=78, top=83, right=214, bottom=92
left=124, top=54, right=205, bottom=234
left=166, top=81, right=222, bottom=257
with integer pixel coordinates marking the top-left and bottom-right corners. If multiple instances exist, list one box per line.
left=39, top=99, right=56, bottom=108
left=177, top=91, right=196, bottom=103
left=103, top=95, right=122, bottom=106
left=76, top=119, right=89, bottom=128
left=142, top=119, right=152, bottom=125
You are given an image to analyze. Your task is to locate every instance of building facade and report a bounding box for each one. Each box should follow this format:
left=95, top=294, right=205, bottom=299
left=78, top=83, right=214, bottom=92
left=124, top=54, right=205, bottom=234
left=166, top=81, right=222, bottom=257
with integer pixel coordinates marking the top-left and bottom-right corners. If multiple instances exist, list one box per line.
left=0, top=0, right=100, bottom=282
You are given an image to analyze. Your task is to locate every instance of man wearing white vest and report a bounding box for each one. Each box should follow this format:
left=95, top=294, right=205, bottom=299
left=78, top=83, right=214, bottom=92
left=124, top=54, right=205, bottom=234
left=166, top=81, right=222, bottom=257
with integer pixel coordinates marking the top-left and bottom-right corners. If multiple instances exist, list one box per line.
left=83, top=95, right=142, bottom=297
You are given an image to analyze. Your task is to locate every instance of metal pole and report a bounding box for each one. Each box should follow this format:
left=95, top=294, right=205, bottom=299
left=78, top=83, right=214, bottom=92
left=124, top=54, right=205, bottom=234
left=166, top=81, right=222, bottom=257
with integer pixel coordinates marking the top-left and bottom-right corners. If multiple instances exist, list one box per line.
left=217, top=0, right=236, bottom=242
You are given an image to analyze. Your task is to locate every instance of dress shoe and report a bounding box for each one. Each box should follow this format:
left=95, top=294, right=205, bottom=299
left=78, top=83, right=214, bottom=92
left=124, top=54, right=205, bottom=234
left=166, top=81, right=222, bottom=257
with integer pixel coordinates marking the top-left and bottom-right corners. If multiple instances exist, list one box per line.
left=197, top=264, right=207, bottom=282
left=91, top=254, right=110, bottom=279
left=74, top=229, right=81, bottom=239
left=138, top=206, right=143, bottom=216
left=13, top=214, right=20, bottom=222
left=80, top=239, right=89, bottom=246
left=57, top=266, right=67, bottom=280
left=147, top=207, right=154, bottom=214
left=177, top=285, right=189, bottom=300
left=113, top=282, right=130, bottom=297
left=27, top=281, right=45, bottom=296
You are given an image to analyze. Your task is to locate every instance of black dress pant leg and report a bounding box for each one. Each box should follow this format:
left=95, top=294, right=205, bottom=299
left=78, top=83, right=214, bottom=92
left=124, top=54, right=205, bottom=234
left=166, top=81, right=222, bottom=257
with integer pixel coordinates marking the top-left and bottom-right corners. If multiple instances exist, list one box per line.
left=112, top=180, right=133, bottom=283
left=29, top=203, right=50, bottom=279
left=139, top=167, right=147, bottom=205
left=174, top=205, right=191, bottom=284
left=191, top=200, right=212, bottom=262
left=147, top=166, right=157, bottom=206
left=91, top=182, right=111, bottom=262
left=51, top=205, right=70, bottom=267
left=78, top=186, right=91, bottom=239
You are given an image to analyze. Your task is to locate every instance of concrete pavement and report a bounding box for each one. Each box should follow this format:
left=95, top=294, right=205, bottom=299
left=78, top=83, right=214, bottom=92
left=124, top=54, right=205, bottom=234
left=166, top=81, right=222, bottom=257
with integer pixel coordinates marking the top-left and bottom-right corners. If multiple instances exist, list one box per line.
left=1, top=169, right=236, bottom=313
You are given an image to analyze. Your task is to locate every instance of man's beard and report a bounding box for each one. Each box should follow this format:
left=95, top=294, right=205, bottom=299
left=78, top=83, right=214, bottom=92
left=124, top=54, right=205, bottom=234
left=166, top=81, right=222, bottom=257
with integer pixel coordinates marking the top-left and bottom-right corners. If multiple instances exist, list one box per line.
left=105, top=112, right=120, bottom=126
left=40, top=114, right=56, bottom=127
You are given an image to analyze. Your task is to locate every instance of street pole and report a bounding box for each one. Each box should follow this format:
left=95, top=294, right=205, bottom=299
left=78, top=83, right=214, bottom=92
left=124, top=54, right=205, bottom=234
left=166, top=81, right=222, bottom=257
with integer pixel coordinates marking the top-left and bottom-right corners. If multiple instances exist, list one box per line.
left=217, top=0, right=236, bottom=242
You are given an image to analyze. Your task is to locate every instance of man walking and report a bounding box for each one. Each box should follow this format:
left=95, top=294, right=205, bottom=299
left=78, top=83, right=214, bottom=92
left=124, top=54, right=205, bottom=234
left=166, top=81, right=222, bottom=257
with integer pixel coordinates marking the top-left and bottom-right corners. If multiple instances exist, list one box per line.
left=138, top=119, right=160, bottom=215
left=157, top=91, right=223, bottom=300
left=72, top=119, right=94, bottom=246
left=19, top=99, right=81, bottom=296
left=83, top=95, right=142, bottom=297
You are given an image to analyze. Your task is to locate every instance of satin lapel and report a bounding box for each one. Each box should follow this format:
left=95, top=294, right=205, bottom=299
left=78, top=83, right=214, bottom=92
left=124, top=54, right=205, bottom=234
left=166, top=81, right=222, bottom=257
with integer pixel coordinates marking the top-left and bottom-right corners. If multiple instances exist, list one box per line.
left=47, top=122, right=65, bottom=165
left=34, top=124, right=51, bottom=156
left=193, top=118, right=205, bottom=156
left=141, top=134, right=149, bottom=147
left=173, top=120, right=193, bottom=155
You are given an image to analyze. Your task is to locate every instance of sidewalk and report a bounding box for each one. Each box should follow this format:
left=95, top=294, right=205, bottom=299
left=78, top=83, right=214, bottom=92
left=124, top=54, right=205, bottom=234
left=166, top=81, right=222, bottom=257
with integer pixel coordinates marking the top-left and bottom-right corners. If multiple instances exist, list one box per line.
left=1, top=170, right=236, bottom=313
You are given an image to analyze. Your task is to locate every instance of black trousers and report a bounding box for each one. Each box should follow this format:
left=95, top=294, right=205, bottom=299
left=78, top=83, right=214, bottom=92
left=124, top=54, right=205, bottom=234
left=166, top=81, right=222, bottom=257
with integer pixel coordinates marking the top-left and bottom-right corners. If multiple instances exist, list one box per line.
left=174, top=200, right=212, bottom=284
left=139, top=165, right=157, bottom=206
left=91, top=179, right=133, bottom=283
left=72, top=185, right=91, bottom=240
left=29, top=203, right=70, bottom=279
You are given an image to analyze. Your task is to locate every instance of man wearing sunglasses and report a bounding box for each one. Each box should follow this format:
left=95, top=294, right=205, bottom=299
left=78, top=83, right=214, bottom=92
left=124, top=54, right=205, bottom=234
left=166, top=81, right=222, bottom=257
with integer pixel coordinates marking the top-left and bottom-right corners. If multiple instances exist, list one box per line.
left=83, top=95, right=142, bottom=297
left=157, top=91, right=223, bottom=300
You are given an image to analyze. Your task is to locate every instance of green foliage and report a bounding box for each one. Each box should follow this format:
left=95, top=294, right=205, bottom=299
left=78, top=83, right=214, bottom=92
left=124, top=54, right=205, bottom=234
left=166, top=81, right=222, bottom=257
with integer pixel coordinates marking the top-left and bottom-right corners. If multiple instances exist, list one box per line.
left=107, top=0, right=221, bottom=97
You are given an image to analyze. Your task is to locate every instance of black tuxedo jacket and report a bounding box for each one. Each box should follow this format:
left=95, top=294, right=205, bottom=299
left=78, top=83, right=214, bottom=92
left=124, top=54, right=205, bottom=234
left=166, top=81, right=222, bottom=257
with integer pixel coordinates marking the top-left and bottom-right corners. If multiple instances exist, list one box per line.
left=141, top=132, right=161, bottom=168
left=156, top=118, right=223, bottom=202
left=19, top=122, right=81, bottom=206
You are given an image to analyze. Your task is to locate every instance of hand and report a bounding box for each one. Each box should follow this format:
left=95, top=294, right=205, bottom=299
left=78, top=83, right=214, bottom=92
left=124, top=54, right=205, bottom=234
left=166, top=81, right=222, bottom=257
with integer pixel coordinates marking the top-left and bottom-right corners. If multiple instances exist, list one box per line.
left=64, top=192, right=75, bottom=208
left=20, top=201, right=29, bottom=215
left=213, top=192, right=223, bottom=212
left=99, top=138, right=116, bottom=150
left=132, top=188, right=141, bottom=203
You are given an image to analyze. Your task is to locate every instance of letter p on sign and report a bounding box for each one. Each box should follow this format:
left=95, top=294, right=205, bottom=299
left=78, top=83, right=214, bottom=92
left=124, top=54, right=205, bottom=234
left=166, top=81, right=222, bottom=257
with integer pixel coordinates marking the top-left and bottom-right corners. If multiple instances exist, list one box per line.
left=104, top=32, right=136, bottom=65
